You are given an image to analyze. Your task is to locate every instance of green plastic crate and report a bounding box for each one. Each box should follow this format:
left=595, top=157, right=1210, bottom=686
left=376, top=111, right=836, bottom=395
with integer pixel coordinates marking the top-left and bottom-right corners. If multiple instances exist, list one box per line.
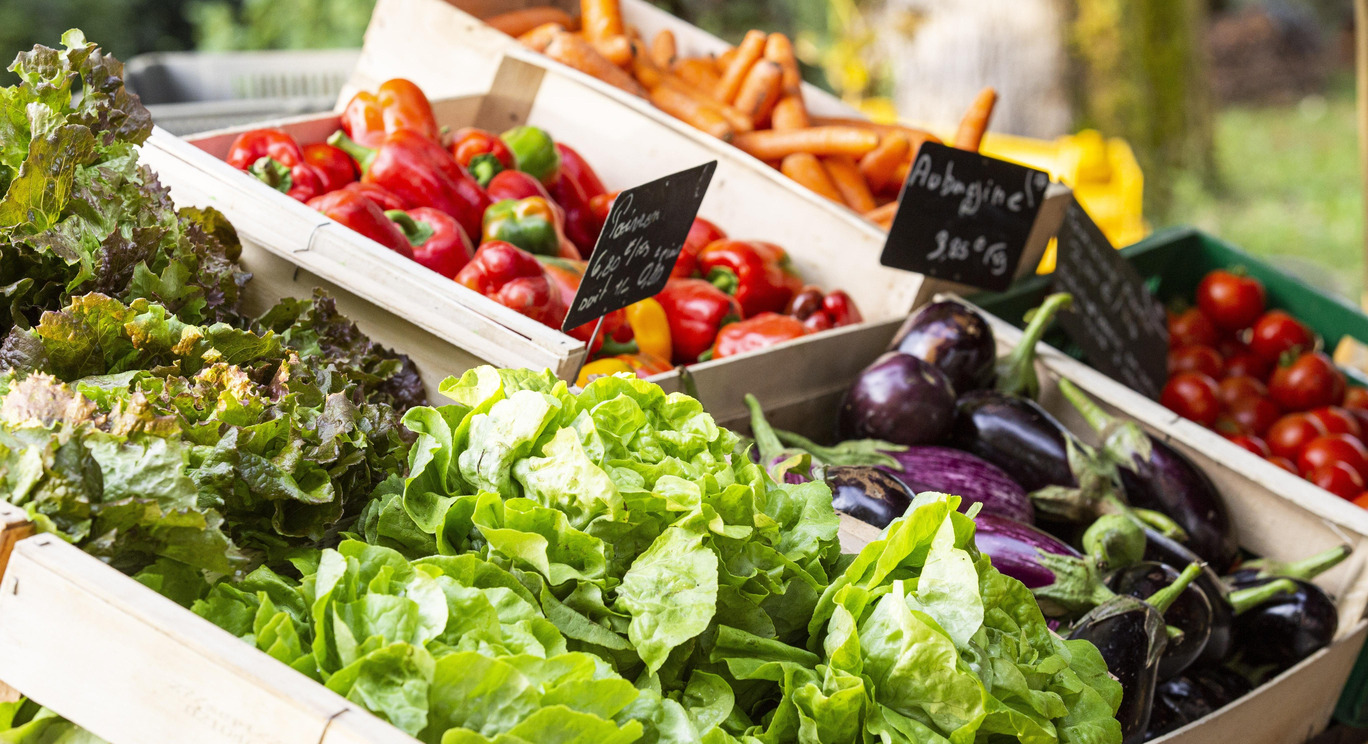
left=975, top=225, right=1368, bottom=725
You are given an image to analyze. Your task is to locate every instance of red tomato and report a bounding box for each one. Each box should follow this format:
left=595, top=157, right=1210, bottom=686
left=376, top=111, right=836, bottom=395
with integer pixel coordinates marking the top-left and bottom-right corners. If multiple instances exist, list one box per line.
left=1249, top=310, right=1314, bottom=362
left=1305, top=406, right=1363, bottom=439
left=1344, top=387, right=1368, bottom=411
left=1266, top=455, right=1299, bottom=474
left=1217, top=376, right=1269, bottom=407
left=1227, top=434, right=1271, bottom=458
left=1224, top=350, right=1273, bottom=381
left=1168, top=345, right=1224, bottom=378
left=1197, top=269, right=1266, bottom=331
left=1225, top=396, right=1281, bottom=436
left=1168, top=308, right=1219, bottom=348
left=1353, top=492, right=1368, bottom=509
left=1307, top=461, right=1365, bottom=500
left=1268, top=352, right=1346, bottom=412
left=1265, top=413, right=1329, bottom=460
left=1298, top=434, right=1368, bottom=480
left=1161, top=372, right=1221, bottom=427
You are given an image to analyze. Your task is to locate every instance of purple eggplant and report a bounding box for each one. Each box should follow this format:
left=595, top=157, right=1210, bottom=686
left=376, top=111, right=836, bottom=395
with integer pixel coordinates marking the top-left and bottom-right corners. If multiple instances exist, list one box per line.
left=1143, top=676, right=1217, bottom=740
left=893, top=301, right=998, bottom=394
left=1108, top=562, right=1213, bottom=680
left=826, top=466, right=914, bottom=528
left=994, top=292, right=1072, bottom=400
left=1058, top=379, right=1239, bottom=573
left=950, top=390, right=1077, bottom=492
left=837, top=352, right=956, bottom=446
left=973, top=512, right=1115, bottom=616
left=878, top=446, right=1033, bottom=523
left=1227, top=575, right=1337, bottom=677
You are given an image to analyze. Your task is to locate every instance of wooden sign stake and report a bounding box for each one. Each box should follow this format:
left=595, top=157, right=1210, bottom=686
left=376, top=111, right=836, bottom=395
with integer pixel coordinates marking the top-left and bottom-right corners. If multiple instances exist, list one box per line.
left=570, top=315, right=606, bottom=385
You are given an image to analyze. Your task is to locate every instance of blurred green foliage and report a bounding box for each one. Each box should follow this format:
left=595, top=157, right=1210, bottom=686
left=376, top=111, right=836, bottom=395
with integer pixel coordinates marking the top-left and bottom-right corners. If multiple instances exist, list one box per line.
left=189, top=0, right=375, bottom=50
left=0, top=0, right=193, bottom=78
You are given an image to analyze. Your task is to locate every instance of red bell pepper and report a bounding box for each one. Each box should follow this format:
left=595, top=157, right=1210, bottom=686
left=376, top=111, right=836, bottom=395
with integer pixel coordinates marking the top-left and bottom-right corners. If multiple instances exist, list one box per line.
left=710, top=312, right=809, bottom=360
left=331, top=129, right=491, bottom=242
left=388, top=207, right=474, bottom=278
left=340, top=78, right=441, bottom=148
left=697, top=240, right=803, bottom=318
left=451, top=127, right=515, bottom=188
left=655, top=278, right=743, bottom=365
left=455, top=241, right=566, bottom=328
left=225, top=129, right=324, bottom=202
left=486, top=169, right=553, bottom=203
left=306, top=190, right=413, bottom=258
left=555, top=143, right=607, bottom=199
left=538, top=257, right=629, bottom=352
left=341, top=181, right=407, bottom=212
left=549, top=170, right=601, bottom=258
left=303, top=142, right=357, bottom=192
left=787, top=285, right=863, bottom=330
left=589, top=191, right=617, bottom=226
left=673, top=217, right=727, bottom=278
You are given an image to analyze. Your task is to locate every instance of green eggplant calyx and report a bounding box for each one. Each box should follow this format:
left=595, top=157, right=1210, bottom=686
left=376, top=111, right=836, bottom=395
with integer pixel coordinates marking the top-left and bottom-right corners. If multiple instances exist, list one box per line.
left=1034, top=552, right=1116, bottom=614
left=995, top=292, right=1072, bottom=399
left=1082, top=513, right=1147, bottom=571
left=1239, top=545, right=1352, bottom=582
left=745, top=393, right=789, bottom=466
left=1146, top=561, right=1203, bottom=614
left=1229, top=578, right=1298, bottom=616
left=774, top=428, right=904, bottom=469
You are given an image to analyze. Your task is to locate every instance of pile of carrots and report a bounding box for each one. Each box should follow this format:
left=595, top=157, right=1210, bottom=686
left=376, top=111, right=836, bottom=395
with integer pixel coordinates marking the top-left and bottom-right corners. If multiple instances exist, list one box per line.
left=481, top=0, right=998, bottom=230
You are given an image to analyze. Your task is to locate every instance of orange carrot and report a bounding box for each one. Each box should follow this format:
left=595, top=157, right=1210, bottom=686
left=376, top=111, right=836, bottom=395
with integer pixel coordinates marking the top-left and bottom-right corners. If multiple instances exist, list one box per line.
left=715, top=48, right=737, bottom=73
left=650, top=29, right=677, bottom=69
left=659, top=76, right=753, bottom=133
left=953, top=87, right=997, bottom=151
left=858, top=132, right=910, bottom=194
left=731, top=60, right=782, bottom=126
left=581, top=0, right=624, bottom=42
left=486, top=7, right=576, bottom=37
left=592, top=34, right=633, bottom=67
left=782, top=153, right=844, bottom=203
left=769, top=93, right=809, bottom=130
left=865, top=201, right=899, bottom=229
left=763, top=33, right=802, bottom=94
left=674, top=58, right=721, bottom=94
left=518, top=22, right=566, bottom=53
left=731, top=127, right=880, bottom=161
left=824, top=156, right=877, bottom=212
left=544, top=32, right=647, bottom=97
left=650, top=84, right=734, bottom=141
left=715, top=30, right=767, bottom=104
left=631, top=40, right=666, bottom=89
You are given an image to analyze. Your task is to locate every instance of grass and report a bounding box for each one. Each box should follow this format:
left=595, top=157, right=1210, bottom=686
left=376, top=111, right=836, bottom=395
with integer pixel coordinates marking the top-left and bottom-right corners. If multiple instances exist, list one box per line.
left=1164, top=74, right=1365, bottom=303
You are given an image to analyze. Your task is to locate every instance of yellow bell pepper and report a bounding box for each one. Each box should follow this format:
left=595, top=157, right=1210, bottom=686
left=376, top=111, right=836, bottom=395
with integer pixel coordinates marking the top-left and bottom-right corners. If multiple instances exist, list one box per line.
left=576, top=358, right=635, bottom=387
left=625, top=298, right=671, bottom=363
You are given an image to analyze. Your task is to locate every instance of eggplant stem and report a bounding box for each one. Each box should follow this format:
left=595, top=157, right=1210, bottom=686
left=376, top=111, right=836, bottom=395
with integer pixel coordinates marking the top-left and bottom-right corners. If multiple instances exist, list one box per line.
left=995, top=293, right=1072, bottom=399
left=1146, top=562, right=1204, bottom=614
left=744, top=394, right=787, bottom=465
left=1229, top=578, right=1299, bottom=616
left=1127, top=506, right=1189, bottom=543
left=773, top=429, right=904, bottom=469
left=1057, top=378, right=1114, bottom=435
left=1241, top=545, right=1351, bottom=582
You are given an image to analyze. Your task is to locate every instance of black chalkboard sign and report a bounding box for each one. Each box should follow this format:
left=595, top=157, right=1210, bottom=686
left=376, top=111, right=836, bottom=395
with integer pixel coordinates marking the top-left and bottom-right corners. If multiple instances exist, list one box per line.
left=880, top=142, right=1051, bottom=292
left=1053, top=198, right=1169, bottom=399
left=563, top=161, right=717, bottom=331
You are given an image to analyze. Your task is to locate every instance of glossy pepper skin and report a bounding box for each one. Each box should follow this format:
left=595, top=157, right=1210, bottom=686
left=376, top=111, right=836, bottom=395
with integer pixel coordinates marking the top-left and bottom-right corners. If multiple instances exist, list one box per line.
left=673, top=217, right=727, bottom=278
left=656, top=278, right=743, bottom=365
left=226, top=129, right=324, bottom=202
left=576, top=353, right=672, bottom=386
left=623, top=298, right=672, bottom=362
left=388, top=207, right=474, bottom=278
left=501, top=126, right=561, bottom=184
left=332, top=129, right=491, bottom=242
left=340, top=78, right=441, bottom=148
left=698, top=240, right=803, bottom=318
left=341, top=181, right=406, bottom=211
left=486, top=169, right=553, bottom=203
left=455, top=241, right=566, bottom=327
left=451, top=127, right=514, bottom=188
left=483, top=197, right=580, bottom=259
left=710, top=312, right=808, bottom=360
left=549, top=170, right=601, bottom=257
left=555, top=143, right=607, bottom=199
left=538, top=257, right=627, bottom=353
left=303, top=142, right=358, bottom=192
left=307, top=190, right=413, bottom=258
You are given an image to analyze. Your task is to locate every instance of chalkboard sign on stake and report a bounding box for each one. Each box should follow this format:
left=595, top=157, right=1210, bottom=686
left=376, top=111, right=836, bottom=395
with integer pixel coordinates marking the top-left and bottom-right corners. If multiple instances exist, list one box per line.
left=880, top=142, right=1052, bottom=292
left=562, top=161, right=717, bottom=331
left=1053, top=198, right=1169, bottom=399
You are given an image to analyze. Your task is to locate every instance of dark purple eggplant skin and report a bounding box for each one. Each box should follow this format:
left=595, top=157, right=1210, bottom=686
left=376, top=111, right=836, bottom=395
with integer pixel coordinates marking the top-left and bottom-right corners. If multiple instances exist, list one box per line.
left=1144, top=528, right=1234, bottom=665
left=1119, top=439, right=1238, bottom=573
left=1069, top=597, right=1165, bottom=744
left=973, top=512, right=1080, bottom=589
left=893, top=301, right=997, bottom=394
left=837, top=352, right=957, bottom=446
left=1228, top=576, right=1337, bottom=676
left=826, top=466, right=914, bottom=528
left=1185, top=665, right=1253, bottom=708
left=1108, top=562, right=1213, bottom=681
left=949, top=390, right=1077, bottom=492
left=1143, top=676, right=1218, bottom=740
left=880, top=446, right=1033, bottom=523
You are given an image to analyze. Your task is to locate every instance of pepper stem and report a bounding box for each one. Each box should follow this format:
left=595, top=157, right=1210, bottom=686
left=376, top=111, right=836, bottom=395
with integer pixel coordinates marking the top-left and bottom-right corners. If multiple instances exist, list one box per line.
left=597, top=337, right=639, bottom=356
left=248, top=156, right=292, bottom=193
left=468, top=152, right=504, bottom=188
left=707, top=266, right=739, bottom=296
left=745, top=394, right=787, bottom=466
left=773, top=429, right=905, bottom=469
left=1229, top=578, right=1299, bottom=616
left=995, top=292, right=1072, bottom=399
left=327, top=130, right=377, bottom=175
left=1146, top=562, right=1203, bottom=614
left=1239, top=545, right=1351, bottom=582
left=385, top=210, right=434, bottom=247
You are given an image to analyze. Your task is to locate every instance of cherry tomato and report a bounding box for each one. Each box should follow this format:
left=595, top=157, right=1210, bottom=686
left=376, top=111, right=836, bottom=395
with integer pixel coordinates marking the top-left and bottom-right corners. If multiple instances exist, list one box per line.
left=1168, top=345, right=1224, bottom=378
left=1266, top=455, right=1299, bottom=474
left=1298, top=434, right=1368, bottom=480
left=1268, top=351, right=1346, bottom=412
left=1249, top=310, right=1314, bottom=362
left=1217, top=376, right=1268, bottom=407
left=1169, top=308, right=1218, bottom=348
left=1197, top=269, right=1266, bottom=331
left=1307, top=461, right=1365, bottom=500
left=1344, top=387, right=1368, bottom=412
left=1227, top=434, right=1271, bottom=458
left=1305, top=406, right=1363, bottom=439
left=1224, top=350, right=1273, bottom=381
left=1353, top=492, right=1368, bottom=509
left=1161, top=372, right=1221, bottom=427
left=1265, top=413, right=1329, bottom=460
left=1225, top=395, right=1281, bottom=436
